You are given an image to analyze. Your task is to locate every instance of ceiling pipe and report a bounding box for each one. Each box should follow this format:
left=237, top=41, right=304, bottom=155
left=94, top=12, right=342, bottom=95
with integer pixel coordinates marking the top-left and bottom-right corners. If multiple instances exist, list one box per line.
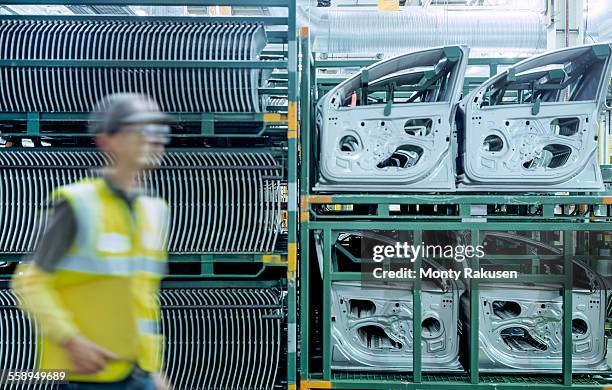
left=297, top=2, right=547, bottom=57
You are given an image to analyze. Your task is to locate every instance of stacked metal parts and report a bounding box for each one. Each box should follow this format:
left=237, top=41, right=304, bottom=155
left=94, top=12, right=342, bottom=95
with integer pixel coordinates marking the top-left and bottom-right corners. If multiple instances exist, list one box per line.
left=330, top=281, right=463, bottom=372
left=470, top=285, right=608, bottom=373
left=159, top=288, right=284, bottom=389
left=458, top=232, right=610, bottom=373
left=457, top=43, right=612, bottom=191
left=0, top=290, right=39, bottom=376
left=315, top=43, right=612, bottom=192
left=317, top=232, right=464, bottom=372
left=313, top=230, right=611, bottom=375
left=302, top=6, right=547, bottom=57
left=0, top=150, right=283, bottom=254
left=0, top=5, right=293, bottom=389
left=316, top=46, right=468, bottom=191
left=0, top=288, right=284, bottom=389
left=303, top=21, right=612, bottom=388
left=0, top=19, right=270, bottom=112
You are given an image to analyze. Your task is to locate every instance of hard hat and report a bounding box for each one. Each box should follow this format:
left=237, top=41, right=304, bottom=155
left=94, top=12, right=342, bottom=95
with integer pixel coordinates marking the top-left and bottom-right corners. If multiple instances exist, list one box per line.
left=89, top=93, right=171, bottom=135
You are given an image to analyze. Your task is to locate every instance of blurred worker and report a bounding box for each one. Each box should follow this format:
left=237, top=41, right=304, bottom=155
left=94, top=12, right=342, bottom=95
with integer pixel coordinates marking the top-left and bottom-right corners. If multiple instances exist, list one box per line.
left=12, top=93, right=172, bottom=390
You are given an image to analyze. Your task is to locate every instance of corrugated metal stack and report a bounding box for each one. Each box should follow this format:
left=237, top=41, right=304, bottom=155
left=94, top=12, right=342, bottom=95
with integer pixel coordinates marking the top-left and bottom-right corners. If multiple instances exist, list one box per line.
left=0, top=150, right=283, bottom=254
left=0, top=3, right=295, bottom=388
left=0, top=19, right=271, bottom=112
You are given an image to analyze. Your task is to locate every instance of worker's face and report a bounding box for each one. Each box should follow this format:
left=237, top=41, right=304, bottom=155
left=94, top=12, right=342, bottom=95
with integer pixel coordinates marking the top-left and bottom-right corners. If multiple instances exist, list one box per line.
left=97, top=123, right=167, bottom=170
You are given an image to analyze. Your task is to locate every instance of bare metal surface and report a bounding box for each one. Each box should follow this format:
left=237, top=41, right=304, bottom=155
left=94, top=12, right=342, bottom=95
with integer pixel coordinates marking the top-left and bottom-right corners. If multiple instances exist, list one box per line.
left=315, top=46, right=468, bottom=192
left=299, top=5, right=546, bottom=56
left=466, top=284, right=609, bottom=373
left=317, top=231, right=464, bottom=372
left=330, top=281, right=464, bottom=372
left=457, top=43, right=612, bottom=191
left=159, top=288, right=284, bottom=389
left=0, top=287, right=284, bottom=389
left=0, top=19, right=270, bottom=112
left=0, top=150, right=283, bottom=254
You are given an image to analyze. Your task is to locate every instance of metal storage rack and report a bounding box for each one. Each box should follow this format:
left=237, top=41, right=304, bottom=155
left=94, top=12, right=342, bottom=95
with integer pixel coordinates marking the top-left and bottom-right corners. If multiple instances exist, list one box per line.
left=0, top=1, right=299, bottom=389
left=298, top=30, right=612, bottom=389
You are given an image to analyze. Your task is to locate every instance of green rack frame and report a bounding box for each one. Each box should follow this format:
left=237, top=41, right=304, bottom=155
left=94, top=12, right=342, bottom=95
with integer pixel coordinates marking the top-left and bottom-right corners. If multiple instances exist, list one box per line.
left=0, top=1, right=300, bottom=389
left=298, top=30, right=612, bottom=390
left=311, top=56, right=527, bottom=99
left=0, top=12, right=291, bottom=138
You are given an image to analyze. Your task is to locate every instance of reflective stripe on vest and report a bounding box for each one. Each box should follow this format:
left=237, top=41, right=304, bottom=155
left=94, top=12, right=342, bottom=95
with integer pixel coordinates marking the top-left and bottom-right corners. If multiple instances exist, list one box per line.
left=62, top=183, right=100, bottom=256
left=56, top=255, right=166, bottom=276
left=137, top=319, right=160, bottom=336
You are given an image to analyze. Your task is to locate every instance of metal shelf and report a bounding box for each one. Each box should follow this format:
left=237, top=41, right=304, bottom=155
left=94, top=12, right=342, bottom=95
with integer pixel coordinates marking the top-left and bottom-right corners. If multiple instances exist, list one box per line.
left=0, top=1, right=299, bottom=388
left=298, top=30, right=612, bottom=389
left=0, top=14, right=290, bottom=24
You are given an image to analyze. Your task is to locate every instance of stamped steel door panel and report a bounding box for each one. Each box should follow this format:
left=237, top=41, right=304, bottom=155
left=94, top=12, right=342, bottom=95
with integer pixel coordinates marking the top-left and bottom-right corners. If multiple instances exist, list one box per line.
left=316, top=46, right=469, bottom=192
left=458, top=43, right=612, bottom=191
left=331, top=282, right=464, bottom=372
left=467, top=285, right=608, bottom=373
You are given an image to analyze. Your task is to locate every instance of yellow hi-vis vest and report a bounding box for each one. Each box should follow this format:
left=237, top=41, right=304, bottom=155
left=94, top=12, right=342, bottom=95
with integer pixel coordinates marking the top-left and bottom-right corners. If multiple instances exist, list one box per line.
left=41, top=178, right=169, bottom=382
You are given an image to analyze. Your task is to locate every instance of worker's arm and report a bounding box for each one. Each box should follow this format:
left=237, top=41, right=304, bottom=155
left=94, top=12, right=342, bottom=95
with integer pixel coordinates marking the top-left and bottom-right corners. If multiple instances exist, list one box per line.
left=11, top=201, right=80, bottom=344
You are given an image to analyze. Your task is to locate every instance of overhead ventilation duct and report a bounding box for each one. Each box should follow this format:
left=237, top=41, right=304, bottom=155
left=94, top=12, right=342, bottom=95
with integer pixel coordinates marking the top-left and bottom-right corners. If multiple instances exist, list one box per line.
left=299, top=5, right=547, bottom=56
left=130, top=6, right=187, bottom=16
left=0, top=5, right=72, bottom=15
left=65, top=5, right=134, bottom=15
left=585, top=0, right=612, bottom=43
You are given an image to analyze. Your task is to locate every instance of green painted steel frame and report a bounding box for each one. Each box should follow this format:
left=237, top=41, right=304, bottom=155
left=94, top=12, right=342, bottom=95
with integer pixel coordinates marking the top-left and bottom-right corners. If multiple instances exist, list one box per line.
left=0, top=10, right=291, bottom=138
left=0, top=14, right=289, bottom=24
left=302, top=220, right=610, bottom=388
left=303, top=194, right=612, bottom=221
left=161, top=278, right=285, bottom=290
left=325, top=378, right=612, bottom=389
left=0, top=112, right=290, bottom=138
left=313, top=56, right=527, bottom=98
left=300, top=31, right=313, bottom=390
left=298, top=33, right=612, bottom=389
left=0, top=252, right=289, bottom=280
left=0, top=1, right=299, bottom=388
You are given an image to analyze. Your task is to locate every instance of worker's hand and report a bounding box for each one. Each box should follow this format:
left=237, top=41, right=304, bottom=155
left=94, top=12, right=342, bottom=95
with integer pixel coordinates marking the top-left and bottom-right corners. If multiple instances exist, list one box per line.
left=152, top=372, right=172, bottom=390
left=62, top=334, right=118, bottom=374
